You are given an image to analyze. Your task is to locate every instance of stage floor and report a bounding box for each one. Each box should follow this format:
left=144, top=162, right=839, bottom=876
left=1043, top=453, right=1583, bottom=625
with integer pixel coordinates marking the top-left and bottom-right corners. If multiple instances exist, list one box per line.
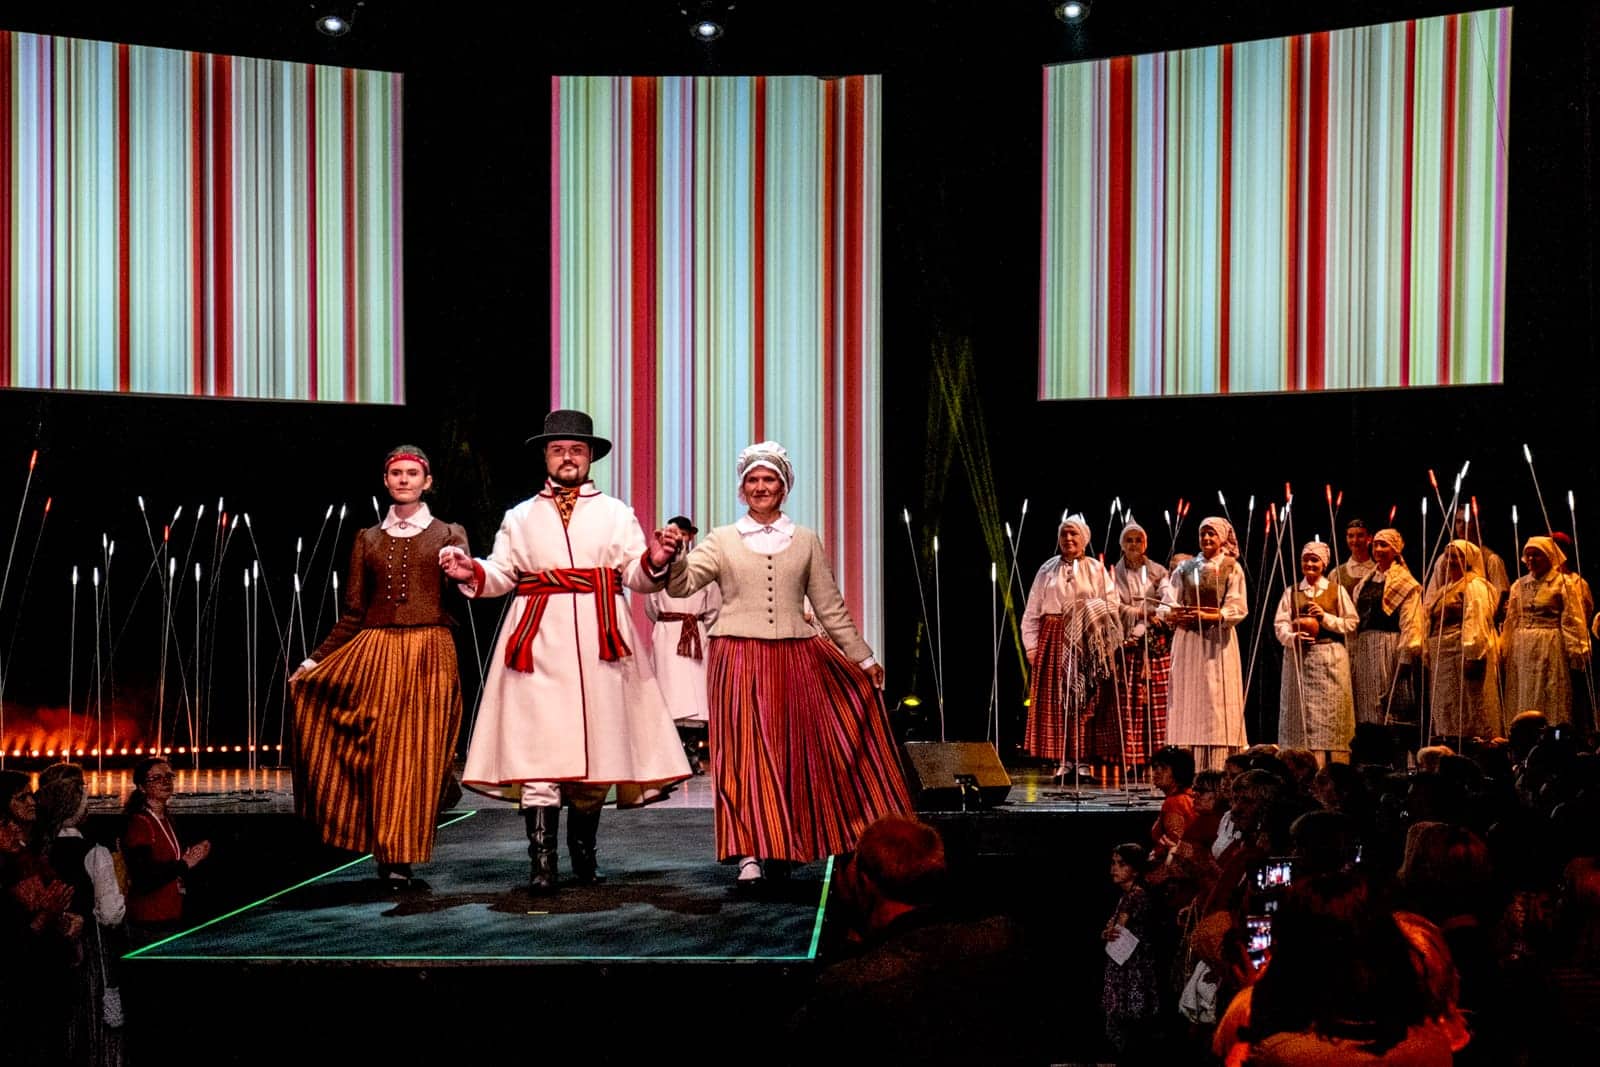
left=112, top=763, right=1159, bottom=1062
left=127, top=807, right=830, bottom=965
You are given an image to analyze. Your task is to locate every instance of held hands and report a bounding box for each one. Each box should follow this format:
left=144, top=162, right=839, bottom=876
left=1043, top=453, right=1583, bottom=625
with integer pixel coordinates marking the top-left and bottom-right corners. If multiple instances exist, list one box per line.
left=647, top=525, right=684, bottom=570
left=182, top=841, right=212, bottom=869
left=439, top=546, right=476, bottom=582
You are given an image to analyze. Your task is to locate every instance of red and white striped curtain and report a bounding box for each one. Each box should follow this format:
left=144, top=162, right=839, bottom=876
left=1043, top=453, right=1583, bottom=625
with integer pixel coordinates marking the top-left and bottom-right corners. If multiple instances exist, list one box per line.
left=551, top=75, right=883, bottom=650
left=0, top=31, right=404, bottom=403
left=1041, top=8, right=1511, bottom=398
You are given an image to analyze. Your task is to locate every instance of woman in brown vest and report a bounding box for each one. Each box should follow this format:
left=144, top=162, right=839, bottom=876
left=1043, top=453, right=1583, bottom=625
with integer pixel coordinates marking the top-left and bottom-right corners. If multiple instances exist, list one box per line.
left=290, top=445, right=469, bottom=887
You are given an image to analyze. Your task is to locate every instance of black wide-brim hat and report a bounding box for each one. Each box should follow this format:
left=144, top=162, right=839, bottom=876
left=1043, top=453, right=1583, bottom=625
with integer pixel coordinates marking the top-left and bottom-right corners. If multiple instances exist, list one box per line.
left=525, top=409, right=612, bottom=461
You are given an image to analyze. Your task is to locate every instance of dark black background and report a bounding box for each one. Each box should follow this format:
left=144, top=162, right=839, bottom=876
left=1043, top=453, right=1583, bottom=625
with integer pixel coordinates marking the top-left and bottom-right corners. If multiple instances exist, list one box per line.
left=0, top=1, right=1593, bottom=756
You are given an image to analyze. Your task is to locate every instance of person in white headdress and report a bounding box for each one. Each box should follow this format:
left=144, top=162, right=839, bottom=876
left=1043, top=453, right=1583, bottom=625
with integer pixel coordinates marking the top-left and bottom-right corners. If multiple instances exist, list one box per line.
left=1022, top=514, right=1124, bottom=774
left=1111, top=521, right=1171, bottom=772
left=1273, top=541, right=1358, bottom=765
left=1161, top=516, right=1249, bottom=772
left=1502, top=535, right=1590, bottom=727
left=1421, top=540, right=1503, bottom=741
left=666, top=441, right=910, bottom=889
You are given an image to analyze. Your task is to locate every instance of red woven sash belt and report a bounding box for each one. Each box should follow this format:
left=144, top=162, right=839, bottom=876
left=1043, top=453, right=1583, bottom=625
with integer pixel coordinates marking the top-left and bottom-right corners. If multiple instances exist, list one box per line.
left=655, top=611, right=703, bottom=660
left=506, top=567, right=630, bottom=673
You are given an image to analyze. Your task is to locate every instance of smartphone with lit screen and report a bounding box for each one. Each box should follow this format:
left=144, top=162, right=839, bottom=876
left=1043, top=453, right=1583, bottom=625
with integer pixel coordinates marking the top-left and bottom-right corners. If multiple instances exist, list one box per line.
left=1246, top=914, right=1273, bottom=969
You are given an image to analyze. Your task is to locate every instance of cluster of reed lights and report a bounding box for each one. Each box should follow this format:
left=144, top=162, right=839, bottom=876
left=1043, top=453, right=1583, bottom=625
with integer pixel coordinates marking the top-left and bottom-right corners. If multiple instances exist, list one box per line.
left=6, top=743, right=283, bottom=760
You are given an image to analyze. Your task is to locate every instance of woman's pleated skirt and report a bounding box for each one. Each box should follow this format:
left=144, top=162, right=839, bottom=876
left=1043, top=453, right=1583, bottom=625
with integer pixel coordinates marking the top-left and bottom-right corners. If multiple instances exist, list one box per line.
left=707, top=635, right=912, bottom=863
left=291, top=625, right=462, bottom=865
left=1025, top=614, right=1122, bottom=763
left=1114, top=640, right=1171, bottom=767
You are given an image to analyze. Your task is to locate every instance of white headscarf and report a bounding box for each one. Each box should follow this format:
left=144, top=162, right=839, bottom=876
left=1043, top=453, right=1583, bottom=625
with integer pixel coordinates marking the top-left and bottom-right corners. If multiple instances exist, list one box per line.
left=735, top=441, right=794, bottom=502
left=1060, top=513, right=1092, bottom=546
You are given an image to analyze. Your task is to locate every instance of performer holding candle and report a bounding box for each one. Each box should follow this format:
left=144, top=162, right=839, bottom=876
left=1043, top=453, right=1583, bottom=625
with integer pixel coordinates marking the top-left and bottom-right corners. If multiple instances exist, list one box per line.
left=1502, top=536, right=1590, bottom=728
left=1112, top=521, right=1170, bottom=774
left=1273, top=541, right=1358, bottom=766
left=665, top=441, right=909, bottom=890
left=1346, top=528, right=1425, bottom=727
left=1162, top=517, right=1249, bottom=772
left=1022, top=515, right=1124, bottom=776
left=291, top=445, right=469, bottom=887
left=1421, top=540, right=1503, bottom=743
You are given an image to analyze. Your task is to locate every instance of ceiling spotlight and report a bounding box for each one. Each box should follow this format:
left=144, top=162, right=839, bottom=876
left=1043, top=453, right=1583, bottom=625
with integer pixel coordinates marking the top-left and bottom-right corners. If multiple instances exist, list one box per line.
left=681, top=1, right=735, bottom=42
left=312, top=2, right=363, bottom=37
left=1055, top=0, right=1091, bottom=24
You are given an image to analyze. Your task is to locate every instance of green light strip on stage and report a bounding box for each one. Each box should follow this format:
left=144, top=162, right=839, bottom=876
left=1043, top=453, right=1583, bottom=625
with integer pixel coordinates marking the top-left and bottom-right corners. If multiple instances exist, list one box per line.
left=130, top=953, right=822, bottom=961
left=123, top=809, right=479, bottom=960
left=806, top=855, right=835, bottom=961
left=125, top=809, right=832, bottom=964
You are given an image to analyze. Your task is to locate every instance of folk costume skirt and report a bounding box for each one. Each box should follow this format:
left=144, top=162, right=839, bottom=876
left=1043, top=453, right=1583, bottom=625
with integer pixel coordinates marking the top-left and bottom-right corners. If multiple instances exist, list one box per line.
left=1025, top=614, right=1122, bottom=763
left=1114, top=634, right=1171, bottom=767
left=291, top=625, right=462, bottom=865
left=707, top=635, right=911, bottom=863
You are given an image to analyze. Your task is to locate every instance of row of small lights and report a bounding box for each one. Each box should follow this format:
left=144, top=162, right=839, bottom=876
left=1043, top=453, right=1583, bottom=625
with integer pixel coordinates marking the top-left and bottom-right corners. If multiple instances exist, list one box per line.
left=7, top=744, right=283, bottom=759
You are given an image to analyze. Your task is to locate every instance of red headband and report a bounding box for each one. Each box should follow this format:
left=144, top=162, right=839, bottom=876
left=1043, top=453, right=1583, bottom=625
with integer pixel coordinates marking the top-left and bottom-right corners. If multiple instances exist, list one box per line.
left=385, top=453, right=430, bottom=475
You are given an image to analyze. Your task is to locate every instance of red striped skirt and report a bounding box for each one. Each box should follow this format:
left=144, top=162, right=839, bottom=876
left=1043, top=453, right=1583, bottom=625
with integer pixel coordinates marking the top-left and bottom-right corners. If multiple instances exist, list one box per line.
left=1115, top=641, right=1171, bottom=766
left=707, top=635, right=911, bottom=862
left=291, top=625, right=462, bottom=865
left=1024, top=614, right=1122, bottom=763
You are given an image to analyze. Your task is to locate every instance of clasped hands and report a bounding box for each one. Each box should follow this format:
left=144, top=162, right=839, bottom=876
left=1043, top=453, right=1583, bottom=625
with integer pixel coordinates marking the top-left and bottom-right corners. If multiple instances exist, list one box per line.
left=437, top=523, right=688, bottom=581
left=1168, top=606, right=1222, bottom=631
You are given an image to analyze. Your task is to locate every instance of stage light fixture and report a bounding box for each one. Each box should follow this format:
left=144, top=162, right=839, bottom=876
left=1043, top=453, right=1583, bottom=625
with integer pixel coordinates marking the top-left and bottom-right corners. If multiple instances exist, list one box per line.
left=312, top=2, right=364, bottom=37
left=1055, top=0, right=1091, bottom=24
left=682, top=1, right=734, bottom=41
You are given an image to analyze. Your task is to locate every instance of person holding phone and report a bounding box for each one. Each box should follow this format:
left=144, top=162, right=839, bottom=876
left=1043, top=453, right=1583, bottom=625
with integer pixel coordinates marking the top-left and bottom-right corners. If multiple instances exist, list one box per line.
left=1214, top=873, right=1454, bottom=1065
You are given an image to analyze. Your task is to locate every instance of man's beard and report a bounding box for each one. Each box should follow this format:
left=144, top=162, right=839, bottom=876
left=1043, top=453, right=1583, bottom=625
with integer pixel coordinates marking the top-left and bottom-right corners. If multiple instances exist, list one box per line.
left=550, top=468, right=588, bottom=488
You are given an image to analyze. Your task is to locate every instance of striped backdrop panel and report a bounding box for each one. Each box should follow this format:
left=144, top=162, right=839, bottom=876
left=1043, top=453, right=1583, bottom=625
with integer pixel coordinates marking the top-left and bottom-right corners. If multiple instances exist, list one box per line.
left=0, top=30, right=403, bottom=403
left=1041, top=8, right=1511, bottom=399
left=552, top=75, right=883, bottom=652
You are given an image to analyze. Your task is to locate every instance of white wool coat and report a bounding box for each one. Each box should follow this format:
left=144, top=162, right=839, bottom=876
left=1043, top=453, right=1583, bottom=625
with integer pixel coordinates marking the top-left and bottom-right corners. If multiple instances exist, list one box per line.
left=460, top=483, right=690, bottom=801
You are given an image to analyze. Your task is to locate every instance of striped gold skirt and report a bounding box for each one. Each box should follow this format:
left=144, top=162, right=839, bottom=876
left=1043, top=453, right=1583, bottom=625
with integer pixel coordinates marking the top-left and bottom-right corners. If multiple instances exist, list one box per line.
left=707, top=635, right=911, bottom=863
left=291, top=625, right=462, bottom=865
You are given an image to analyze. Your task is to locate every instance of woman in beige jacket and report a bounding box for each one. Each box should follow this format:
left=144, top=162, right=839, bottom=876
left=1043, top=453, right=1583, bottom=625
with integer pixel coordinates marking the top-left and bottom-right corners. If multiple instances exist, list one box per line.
left=668, top=441, right=910, bottom=889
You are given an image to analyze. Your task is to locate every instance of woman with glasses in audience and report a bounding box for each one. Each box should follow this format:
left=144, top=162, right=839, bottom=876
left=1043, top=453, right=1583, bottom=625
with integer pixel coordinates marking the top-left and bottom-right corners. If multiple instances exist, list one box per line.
left=122, top=757, right=210, bottom=946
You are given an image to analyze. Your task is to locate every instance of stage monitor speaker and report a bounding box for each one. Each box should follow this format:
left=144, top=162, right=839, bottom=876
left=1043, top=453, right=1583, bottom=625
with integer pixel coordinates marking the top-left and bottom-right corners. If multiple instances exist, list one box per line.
left=900, top=742, right=1012, bottom=811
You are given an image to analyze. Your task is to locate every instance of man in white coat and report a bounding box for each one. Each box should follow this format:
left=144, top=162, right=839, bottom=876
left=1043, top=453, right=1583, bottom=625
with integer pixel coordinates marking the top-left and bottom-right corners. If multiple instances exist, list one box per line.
left=440, top=410, right=690, bottom=893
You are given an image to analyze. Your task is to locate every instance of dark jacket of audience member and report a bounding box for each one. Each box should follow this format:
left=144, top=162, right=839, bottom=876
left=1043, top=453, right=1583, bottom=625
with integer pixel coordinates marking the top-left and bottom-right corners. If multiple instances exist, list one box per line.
left=786, top=815, right=1036, bottom=1065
